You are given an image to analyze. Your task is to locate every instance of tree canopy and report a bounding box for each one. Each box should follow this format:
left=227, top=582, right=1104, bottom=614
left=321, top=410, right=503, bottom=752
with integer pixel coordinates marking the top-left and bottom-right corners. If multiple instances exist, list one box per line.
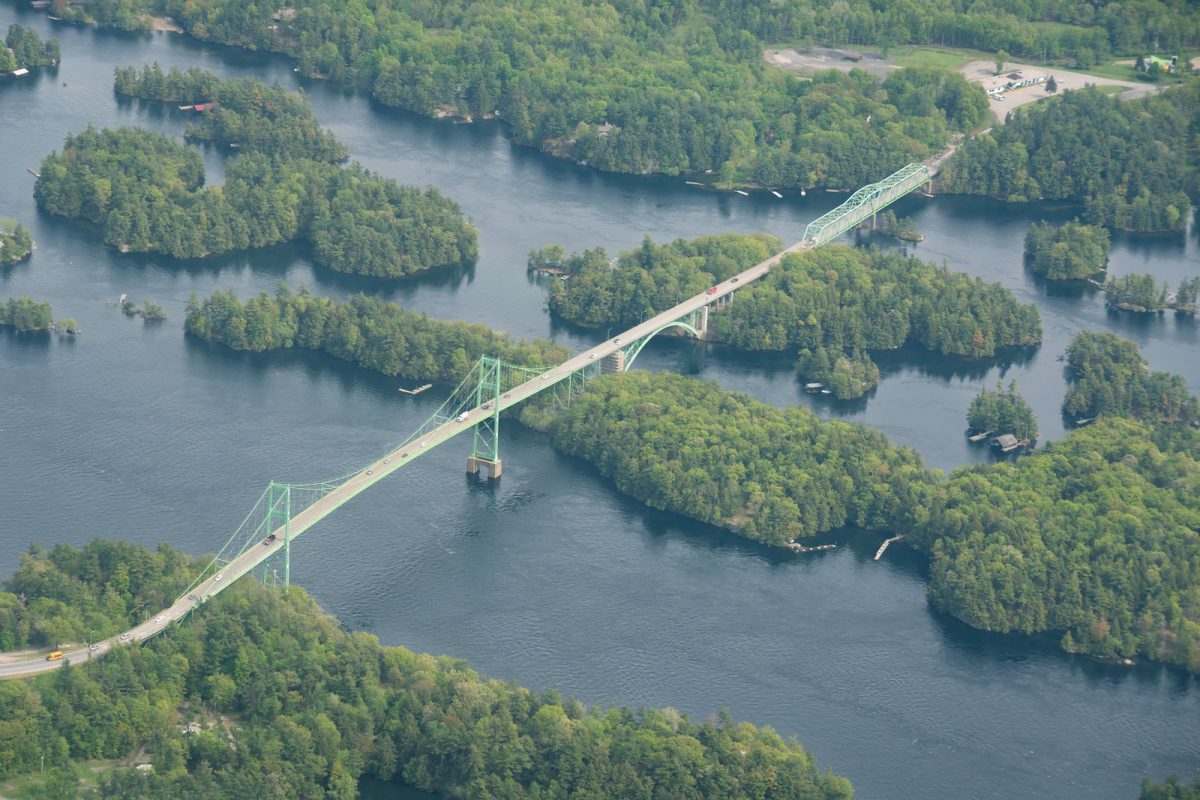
left=1062, top=331, right=1199, bottom=424
left=539, top=371, right=939, bottom=547
left=0, top=296, right=53, bottom=332
left=1024, top=219, right=1110, bottom=280
left=185, top=287, right=569, bottom=382
left=943, top=87, right=1196, bottom=232
left=0, top=541, right=854, bottom=800
left=0, top=219, right=34, bottom=266
left=549, top=238, right=1041, bottom=398
left=967, top=381, right=1038, bottom=441
left=35, top=123, right=476, bottom=276
left=1, top=24, right=59, bottom=72
left=922, top=418, right=1200, bottom=672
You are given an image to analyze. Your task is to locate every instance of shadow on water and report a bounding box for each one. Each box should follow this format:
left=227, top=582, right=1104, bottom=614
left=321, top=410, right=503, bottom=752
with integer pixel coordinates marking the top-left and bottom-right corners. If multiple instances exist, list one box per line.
left=929, top=602, right=1200, bottom=689
left=0, top=326, right=53, bottom=350
left=181, top=334, right=456, bottom=408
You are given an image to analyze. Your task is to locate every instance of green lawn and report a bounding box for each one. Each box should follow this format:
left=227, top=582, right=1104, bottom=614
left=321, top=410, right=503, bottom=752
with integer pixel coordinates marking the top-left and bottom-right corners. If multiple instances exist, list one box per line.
left=891, top=46, right=993, bottom=70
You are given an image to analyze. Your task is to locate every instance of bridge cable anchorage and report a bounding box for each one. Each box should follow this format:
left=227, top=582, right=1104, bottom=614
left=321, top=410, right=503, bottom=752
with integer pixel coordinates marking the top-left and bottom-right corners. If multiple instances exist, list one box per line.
left=802, top=163, right=931, bottom=248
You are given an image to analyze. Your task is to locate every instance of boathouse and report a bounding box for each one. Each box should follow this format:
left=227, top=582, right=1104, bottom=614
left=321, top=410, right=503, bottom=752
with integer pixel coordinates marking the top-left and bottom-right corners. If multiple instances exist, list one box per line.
left=991, top=433, right=1021, bottom=453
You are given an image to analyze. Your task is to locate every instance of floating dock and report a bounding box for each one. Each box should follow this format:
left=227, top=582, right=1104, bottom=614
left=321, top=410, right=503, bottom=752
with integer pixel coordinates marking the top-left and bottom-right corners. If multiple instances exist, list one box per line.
left=966, top=430, right=992, bottom=443
left=874, top=534, right=905, bottom=561
left=786, top=542, right=837, bottom=554
left=398, top=384, right=432, bottom=395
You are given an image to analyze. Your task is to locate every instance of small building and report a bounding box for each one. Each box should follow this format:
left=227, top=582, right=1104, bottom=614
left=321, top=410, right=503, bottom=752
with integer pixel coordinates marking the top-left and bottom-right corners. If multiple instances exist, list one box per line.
left=192, top=102, right=215, bottom=111
left=991, top=433, right=1021, bottom=453
left=840, top=51, right=863, bottom=62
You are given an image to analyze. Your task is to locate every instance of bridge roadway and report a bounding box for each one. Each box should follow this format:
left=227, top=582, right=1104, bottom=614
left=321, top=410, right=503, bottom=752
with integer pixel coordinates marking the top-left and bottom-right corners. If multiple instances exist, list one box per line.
left=0, top=238, right=815, bottom=678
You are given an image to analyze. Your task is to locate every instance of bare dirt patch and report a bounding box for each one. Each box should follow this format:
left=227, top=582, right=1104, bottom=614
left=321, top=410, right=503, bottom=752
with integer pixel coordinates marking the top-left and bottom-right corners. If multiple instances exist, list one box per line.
left=959, top=60, right=1158, bottom=124
left=764, top=47, right=898, bottom=81
left=151, top=16, right=183, bottom=33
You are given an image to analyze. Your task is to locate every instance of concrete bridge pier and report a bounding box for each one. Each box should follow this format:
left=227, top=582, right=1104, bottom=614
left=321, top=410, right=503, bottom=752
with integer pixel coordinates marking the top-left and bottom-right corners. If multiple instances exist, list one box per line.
left=467, top=456, right=503, bottom=479
left=601, top=351, right=625, bottom=373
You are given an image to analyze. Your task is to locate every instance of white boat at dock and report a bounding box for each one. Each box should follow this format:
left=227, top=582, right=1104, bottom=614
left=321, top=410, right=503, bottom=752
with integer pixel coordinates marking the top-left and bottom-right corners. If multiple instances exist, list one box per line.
left=734, top=189, right=749, bottom=196
left=770, top=190, right=783, bottom=199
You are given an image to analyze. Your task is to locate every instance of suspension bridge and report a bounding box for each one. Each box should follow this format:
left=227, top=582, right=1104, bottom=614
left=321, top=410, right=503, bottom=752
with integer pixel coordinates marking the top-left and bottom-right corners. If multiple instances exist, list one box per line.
left=0, top=162, right=934, bottom=678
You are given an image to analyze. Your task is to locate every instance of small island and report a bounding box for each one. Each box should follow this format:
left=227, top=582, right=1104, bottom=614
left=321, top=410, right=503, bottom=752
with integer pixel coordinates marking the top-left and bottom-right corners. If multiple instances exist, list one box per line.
left=0, top=24, right=60, bottom=76
left=1024, top=219, right=1110, bottom=281
left=862, top=208, right=924, bottom=242
left=1105, top=273, right=1200, bottom=315
left=966, top=380, right=1037, bottom=452
left=0, top=295, right=77, bottom=334
left=122, top=297, right=166, bottom=321
left=0, top=219, right=34, bottom=265
left=34, top=71, right=478, bottom=278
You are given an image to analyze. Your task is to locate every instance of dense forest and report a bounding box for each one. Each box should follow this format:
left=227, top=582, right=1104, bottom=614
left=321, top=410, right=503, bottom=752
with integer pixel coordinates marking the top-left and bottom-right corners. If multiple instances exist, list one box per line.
left=921, top=418, right=1200, bottom=671
left=0, top=24, right=59, bottom=72
left=1062, top=331, right=1200, bottom=424
left=538, top=371, right=939, bottom=546
left=0, top=542, right=854, bottom=800
left=537, top=367, right=1200, bottom=670
left=35, top=123, right=476, bottom=276
left=1023, top=219, right=1110, bottom=280
left=0, top=219, right=34, bottom=266
left=966, top=381, right=1038, bottom=441
left=0, top=296, right=53, bottom=332
left=942, top=87, right=1196, bottom=232
left=550, top=238, right=1041, bottom=397
left=185, top=287, right=569, bottom=382
left=53, top=0, right=997, bottom=188
left=0, top=541, right=195, bottom=650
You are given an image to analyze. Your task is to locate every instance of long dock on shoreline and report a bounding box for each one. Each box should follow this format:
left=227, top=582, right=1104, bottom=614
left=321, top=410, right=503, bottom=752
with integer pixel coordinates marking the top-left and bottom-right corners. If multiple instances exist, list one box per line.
left=874, top=535, right=905, bottom=561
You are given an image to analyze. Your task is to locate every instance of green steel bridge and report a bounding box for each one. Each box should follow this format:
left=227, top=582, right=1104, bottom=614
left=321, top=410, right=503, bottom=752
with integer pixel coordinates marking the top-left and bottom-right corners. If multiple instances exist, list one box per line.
left=0, top=162, right=934, bottom=678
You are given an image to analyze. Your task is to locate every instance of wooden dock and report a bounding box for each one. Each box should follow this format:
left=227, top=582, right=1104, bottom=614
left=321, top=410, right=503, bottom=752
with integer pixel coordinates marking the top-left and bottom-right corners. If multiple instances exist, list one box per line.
left=786, top=542, right=837, bottom=554
left=874, top=535, right=905, bottom=561
left=398, top=384, right=432, bottom=395
left=966, top=430, right=992, bottom=443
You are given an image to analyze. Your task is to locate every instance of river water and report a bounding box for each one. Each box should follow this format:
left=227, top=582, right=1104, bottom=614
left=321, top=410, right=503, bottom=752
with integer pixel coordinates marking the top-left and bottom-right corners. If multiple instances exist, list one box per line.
left=1, top=8, right=1197, bottom=799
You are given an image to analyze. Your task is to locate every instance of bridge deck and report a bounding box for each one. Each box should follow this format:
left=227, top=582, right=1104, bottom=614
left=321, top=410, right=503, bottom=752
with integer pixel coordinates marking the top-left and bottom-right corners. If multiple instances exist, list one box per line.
left=1, top=162, right=938, bottom=678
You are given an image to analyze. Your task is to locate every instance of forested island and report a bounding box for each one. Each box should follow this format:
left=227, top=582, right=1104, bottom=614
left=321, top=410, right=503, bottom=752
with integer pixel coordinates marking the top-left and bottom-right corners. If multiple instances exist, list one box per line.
left=0, top=541, right=852, bottom=800
left=547, top=237, right=1041, bottom=398
left=185, top=288, right=568, bottom=382
left=1024, top=220, right=1110, bottom=280
left=0, top=219, right=34, bottom=266
left=1, top=24, right=59, bottom=73
left=1062, top=331, right=1200, bottom=424
left=35, top=73, right=477, bottom=277
left=966, top=381, right=1038, bottom=442
left=943, top=87, right=1196, bottom=232
left=0, top=296, right=53, bottom=332
left=532, top=370, right=934, bottom=547
left=114, top=65, right=348, bottom=162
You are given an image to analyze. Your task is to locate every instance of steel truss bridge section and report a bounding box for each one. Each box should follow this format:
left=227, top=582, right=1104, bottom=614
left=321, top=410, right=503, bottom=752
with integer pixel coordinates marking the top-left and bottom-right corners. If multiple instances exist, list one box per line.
left=802, top=163, right=930, bottom=248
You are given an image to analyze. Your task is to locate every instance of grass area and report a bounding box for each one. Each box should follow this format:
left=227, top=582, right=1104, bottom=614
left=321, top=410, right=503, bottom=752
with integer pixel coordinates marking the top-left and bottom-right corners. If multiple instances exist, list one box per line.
left=891, top=45, right=993, bottom=70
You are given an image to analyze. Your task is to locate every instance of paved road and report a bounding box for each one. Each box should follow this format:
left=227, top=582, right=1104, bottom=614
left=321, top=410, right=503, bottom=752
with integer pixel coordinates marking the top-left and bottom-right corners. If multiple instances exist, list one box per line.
left=0, top=237, right=815, bottom=680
